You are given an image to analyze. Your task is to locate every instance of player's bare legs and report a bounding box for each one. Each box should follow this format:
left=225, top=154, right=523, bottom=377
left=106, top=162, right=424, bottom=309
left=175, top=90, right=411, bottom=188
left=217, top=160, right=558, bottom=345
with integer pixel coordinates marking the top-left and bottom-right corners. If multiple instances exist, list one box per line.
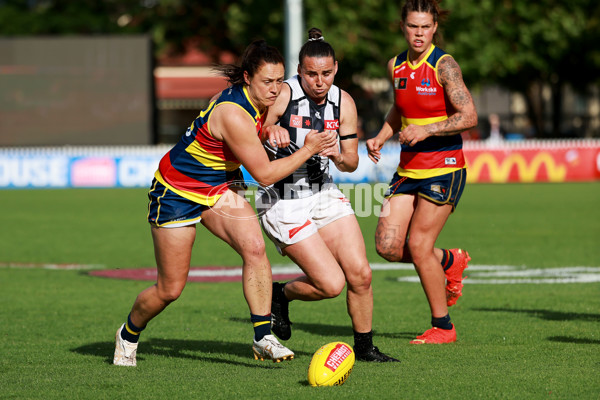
left=116, top=189, right=292, bottom=366
left=282, top=233, right=346, bottom=301
left=277, top=215, right=397, bottom=361
left=129, top=225, right=195, bottom=328
left=318, top=215, right=373, bottom=333
left=407, top=198, right=453, bottom=319
left=282, top=216, right=372, bottom=332
left=375, top=194, right=445, bottom=265
left=375, top=194, right=450, bottom=316
left=201, top=189, right=272, bottom=316
left=202, top=189, right=293, bottom=361
left=114, top=224, right=195, bottom=366
left=375, top=194, right=459, bottom=344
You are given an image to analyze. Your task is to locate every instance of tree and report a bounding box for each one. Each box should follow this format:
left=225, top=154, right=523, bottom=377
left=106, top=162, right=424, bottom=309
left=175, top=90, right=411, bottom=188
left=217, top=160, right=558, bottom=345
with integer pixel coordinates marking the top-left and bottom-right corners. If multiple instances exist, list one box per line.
left=1, top=0, right=598, bottom=137
left=443, top=0, right=600, bottom=137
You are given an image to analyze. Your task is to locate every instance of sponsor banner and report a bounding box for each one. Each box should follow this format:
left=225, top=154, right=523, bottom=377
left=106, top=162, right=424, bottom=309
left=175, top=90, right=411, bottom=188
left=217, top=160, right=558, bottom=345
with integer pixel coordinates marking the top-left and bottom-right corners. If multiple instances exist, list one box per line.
left=0, top=140, right=598, bottom=188
left=327, top=140, right=600, bottom=184
left=463, top=142, right=600, bottom=183
left=0, top=147, right=167, bottom=189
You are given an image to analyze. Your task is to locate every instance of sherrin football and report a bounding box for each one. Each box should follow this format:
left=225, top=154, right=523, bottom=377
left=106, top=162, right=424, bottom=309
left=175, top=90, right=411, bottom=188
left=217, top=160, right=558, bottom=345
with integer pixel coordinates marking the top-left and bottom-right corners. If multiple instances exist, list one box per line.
left=307, top=342, right=355, bottom=387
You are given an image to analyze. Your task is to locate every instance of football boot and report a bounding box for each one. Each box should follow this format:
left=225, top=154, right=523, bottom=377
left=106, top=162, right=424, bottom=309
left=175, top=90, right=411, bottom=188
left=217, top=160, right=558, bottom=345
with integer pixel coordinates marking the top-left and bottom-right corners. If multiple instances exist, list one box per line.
left=271, top=282, right=292, bottom=340
left=445, top=249, right=471, bottom=306
left=410, top=325, right=457, bottom=344
left=252, top=334, right=295, bottom=362
left=113, top=324, right=138, bottom=366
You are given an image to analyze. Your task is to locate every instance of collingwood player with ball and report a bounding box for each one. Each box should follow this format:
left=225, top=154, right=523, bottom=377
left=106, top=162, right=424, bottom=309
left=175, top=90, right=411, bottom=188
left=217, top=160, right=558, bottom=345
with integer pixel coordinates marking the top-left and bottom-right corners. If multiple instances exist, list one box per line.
left=256, top=28, right=398, bottom=362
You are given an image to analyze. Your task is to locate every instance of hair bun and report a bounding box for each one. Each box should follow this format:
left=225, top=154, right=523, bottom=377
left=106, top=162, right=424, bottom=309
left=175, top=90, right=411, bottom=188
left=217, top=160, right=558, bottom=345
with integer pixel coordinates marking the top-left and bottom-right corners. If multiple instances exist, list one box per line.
left=307, top=27, right=324, bottom=42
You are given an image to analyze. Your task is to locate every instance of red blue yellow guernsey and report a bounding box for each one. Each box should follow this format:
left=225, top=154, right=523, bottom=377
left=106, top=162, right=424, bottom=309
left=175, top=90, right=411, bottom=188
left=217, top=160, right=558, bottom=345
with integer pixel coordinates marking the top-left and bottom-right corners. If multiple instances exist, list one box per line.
left=154, top=84, right=264, bottom=206
left=392, top=44, right=466, bottom=179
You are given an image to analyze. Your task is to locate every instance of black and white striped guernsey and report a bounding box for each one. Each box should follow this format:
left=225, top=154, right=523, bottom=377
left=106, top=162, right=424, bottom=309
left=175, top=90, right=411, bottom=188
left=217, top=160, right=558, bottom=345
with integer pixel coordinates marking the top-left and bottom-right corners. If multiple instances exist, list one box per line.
left=263, top=75, right=341, bottom=198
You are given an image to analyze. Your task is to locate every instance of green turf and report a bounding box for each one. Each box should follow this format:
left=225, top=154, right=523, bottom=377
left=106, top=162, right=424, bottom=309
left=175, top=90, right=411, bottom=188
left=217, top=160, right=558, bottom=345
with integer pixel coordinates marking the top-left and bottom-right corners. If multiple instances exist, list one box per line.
left=1, top=182, right=599, bottom=399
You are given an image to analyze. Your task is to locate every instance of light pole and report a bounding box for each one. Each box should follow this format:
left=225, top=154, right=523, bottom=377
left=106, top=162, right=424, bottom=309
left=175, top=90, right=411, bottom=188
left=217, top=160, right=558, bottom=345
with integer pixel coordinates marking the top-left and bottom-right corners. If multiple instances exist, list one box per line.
left=284, top=0, right=303, bottom=78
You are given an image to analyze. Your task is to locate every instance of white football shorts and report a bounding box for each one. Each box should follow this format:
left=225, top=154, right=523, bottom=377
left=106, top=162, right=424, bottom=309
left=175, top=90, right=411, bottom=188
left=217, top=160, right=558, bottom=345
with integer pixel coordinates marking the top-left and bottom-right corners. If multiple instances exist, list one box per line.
left=257, top=185, right=355, bottom=252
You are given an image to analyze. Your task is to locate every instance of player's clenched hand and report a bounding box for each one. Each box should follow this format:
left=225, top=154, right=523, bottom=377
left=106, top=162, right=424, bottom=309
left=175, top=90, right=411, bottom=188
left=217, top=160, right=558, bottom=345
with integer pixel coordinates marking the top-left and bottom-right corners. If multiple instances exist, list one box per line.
left=262, top=125, right=291, bottom=148
left=399, top=124, right=429, bottom=146
left=366, top=137, right=384, bottom=164
left=303, top=130, right=338, bottom=155
left=319, top=139, right=340, bottom=159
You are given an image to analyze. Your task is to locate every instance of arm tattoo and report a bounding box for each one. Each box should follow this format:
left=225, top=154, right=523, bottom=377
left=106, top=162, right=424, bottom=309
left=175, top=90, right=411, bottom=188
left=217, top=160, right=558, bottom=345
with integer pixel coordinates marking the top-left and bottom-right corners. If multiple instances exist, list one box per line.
left=426, top=56, right=477, bottom=137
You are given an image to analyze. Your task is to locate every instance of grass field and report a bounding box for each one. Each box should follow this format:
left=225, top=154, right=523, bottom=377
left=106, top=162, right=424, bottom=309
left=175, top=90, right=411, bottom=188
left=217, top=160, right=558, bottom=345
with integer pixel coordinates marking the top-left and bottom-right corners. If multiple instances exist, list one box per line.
left=1, top=182, right=599, bottom=399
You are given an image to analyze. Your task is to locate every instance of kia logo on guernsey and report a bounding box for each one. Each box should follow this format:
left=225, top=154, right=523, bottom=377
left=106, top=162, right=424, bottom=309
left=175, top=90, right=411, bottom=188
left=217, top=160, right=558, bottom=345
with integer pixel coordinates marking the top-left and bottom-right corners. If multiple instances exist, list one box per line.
left=325, top=120, right=339, bottom=130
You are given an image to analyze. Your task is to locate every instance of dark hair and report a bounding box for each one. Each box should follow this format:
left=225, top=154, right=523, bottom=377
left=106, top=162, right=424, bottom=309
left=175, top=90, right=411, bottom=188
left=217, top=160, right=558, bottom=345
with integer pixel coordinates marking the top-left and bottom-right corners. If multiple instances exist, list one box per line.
left=298, top=27, right=336, bottom=66
left=401, top=0, right=449, bottom=45
left=215, top=39, right=284, bottom=85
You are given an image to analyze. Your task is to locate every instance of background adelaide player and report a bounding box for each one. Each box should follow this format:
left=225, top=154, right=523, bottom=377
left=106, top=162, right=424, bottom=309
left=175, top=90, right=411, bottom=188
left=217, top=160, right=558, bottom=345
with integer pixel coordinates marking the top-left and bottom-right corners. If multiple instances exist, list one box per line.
left=366, top=0, right=477, bottom=345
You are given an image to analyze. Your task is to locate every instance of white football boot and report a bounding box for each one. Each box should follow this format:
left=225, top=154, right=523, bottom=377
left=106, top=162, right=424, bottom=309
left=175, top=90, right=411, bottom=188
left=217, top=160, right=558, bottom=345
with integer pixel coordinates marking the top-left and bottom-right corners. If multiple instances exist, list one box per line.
left=113, top=324, right=138, bottom=366
left=252, top=334, right=294, bottom=363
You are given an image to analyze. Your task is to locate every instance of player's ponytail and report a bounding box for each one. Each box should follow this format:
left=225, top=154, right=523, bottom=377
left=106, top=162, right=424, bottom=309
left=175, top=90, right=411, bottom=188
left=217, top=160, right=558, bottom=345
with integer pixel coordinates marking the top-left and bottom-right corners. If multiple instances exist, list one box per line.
left=216, top=39, right=284, bottom=85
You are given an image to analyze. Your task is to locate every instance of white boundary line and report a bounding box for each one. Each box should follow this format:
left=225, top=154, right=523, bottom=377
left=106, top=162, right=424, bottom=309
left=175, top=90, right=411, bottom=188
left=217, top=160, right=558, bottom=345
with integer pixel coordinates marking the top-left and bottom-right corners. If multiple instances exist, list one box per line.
left=3, top=262, right=600, bottom=284
left=187, top=264, right=600, bottom=284
left=391, top=265, right=600, bottom=284
left=0, top=262, right=101, bottom=270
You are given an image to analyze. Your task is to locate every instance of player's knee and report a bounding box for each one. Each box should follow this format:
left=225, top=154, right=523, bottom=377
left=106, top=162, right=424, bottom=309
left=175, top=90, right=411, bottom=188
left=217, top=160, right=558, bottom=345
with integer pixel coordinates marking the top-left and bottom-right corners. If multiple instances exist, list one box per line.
left=376, top=242, right=403, bottom=262
left=347, top=264, right=372, bottom=291
left=157, top=284, right=185, bottom=304
left=238, top=236, right=267, bottom=261
left=407, top=237, right=428, bottom=264
left=318, top=278, right=345, bottom=299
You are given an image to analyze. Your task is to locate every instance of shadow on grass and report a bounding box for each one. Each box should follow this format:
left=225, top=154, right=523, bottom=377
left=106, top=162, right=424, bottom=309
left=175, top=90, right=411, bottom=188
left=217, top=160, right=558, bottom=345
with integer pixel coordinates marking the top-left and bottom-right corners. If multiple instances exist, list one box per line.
left=547, top=336, right=600, bottom=345
left=229, top=317, right=351, bottom=339
left=473, top=308, right=600, bottom=345
left=472, top=307, right=600, bottom=322
left=375, top=331, right=419, bottom=340
left=72, top=338, right=293, bottom=368
left=229, top=317, right=414, bottom=342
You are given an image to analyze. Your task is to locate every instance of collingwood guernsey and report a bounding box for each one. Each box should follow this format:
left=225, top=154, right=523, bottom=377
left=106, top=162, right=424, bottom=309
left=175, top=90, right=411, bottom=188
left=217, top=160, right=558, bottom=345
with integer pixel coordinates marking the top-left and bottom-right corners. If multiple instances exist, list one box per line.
left=260, top=75, right=341, bottom=199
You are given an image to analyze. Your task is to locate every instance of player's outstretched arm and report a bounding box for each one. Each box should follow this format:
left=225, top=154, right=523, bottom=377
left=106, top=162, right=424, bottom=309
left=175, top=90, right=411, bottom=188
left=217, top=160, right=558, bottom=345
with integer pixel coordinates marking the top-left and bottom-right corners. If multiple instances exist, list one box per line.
left=214, top=104, right=336, bottom=186
left=367, top=57, right=403, bottom=163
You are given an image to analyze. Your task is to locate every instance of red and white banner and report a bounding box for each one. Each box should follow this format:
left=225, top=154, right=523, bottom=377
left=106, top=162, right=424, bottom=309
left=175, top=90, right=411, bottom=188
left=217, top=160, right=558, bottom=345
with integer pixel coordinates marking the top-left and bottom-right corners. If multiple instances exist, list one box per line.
left=1, top=140, right=599, bottom=188
left=462, top=140, right=600, bottom=183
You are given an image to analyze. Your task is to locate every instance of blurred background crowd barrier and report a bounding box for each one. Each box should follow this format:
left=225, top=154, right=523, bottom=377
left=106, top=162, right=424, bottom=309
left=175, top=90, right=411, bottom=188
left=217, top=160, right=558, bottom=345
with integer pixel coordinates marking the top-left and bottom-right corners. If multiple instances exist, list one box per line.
left=1, top=33, right=598, bottom=189
left=1, top=140, right=598, bottom=189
